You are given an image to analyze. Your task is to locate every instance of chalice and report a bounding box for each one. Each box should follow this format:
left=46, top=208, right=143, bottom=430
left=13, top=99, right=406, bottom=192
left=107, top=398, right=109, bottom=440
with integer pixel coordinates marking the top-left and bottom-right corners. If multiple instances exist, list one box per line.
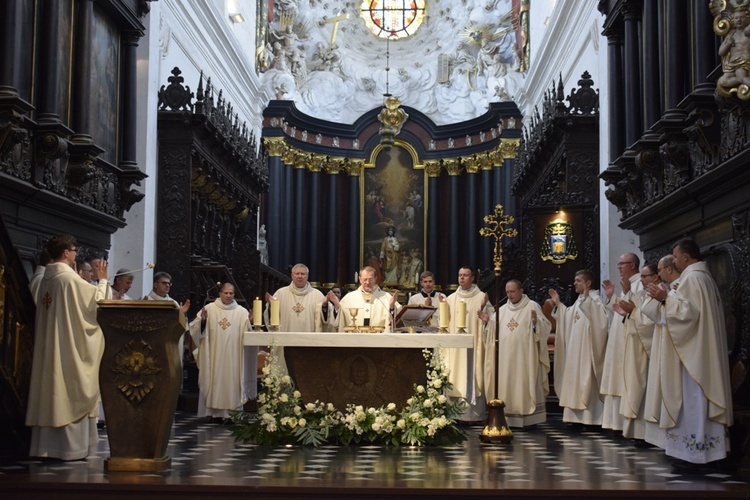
left=349, top=308, right=360, bottom=333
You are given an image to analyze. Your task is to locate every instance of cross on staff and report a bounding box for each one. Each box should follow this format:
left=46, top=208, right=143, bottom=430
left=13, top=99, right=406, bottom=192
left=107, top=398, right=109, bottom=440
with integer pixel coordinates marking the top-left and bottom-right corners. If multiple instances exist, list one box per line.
left=325, top=11, right=349, bottom=45
left=479, top=204, right=518, bottom=276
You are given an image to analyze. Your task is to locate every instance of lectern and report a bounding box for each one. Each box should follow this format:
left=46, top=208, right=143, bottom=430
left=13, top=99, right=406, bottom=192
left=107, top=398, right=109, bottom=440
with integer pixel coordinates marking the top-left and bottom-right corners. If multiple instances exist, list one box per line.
left=97, top=300, right=186, bottom=472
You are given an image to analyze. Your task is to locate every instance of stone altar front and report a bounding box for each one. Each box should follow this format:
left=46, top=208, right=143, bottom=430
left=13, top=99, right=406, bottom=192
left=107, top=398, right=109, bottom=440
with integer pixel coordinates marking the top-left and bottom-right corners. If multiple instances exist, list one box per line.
left=243, top=333, right=473, bottom=409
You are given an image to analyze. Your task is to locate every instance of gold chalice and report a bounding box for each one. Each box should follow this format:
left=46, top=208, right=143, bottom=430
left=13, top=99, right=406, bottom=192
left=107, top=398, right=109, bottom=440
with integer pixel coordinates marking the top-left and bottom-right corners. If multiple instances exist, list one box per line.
left=348, top=308, right=360, bottom=333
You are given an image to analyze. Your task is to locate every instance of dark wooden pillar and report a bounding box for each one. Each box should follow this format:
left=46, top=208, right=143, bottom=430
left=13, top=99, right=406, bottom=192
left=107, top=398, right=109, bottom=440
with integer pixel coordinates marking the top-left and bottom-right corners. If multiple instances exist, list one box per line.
left=692, top=0, right=716, bottom=90
left=71, top=0, right=94, bottom=134
left=607, top=30, right=625, bottom=160
left=0, top=0, right=32, bottom=97
left=623, top=2, right=642, bottom=147
left=664, top=0, right=688, bottom=109
left=642, top=0, right=661, bottom=128
left=120, top=33, right=139, bottom=169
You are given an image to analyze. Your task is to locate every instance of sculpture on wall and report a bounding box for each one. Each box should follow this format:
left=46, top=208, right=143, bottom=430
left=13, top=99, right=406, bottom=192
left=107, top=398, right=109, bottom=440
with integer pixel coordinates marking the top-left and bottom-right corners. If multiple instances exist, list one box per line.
left=713, top=0, right=750, bottom=99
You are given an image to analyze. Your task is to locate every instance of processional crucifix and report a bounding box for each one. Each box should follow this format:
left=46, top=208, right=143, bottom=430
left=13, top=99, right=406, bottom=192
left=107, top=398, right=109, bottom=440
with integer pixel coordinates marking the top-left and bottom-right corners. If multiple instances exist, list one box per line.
left=478, top=204, right=517, bottom=444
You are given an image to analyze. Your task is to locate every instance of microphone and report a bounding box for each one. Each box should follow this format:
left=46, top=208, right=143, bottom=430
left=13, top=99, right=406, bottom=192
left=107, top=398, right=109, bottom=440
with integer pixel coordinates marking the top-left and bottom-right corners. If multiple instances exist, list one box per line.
left=204, top=281, right=222, bottom=304
left=112, top=263, right=156, bottom=277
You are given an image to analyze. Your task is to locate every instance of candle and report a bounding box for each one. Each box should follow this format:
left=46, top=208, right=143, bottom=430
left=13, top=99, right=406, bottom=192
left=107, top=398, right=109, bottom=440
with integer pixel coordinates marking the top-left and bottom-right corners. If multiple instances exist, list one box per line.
left=439, top=301, right=450, bottom=328
left=415, top=272, right=419, bottom=286
left=456, top=300, right=467, bottom=328
left=355, top=271, right=359, bottom=283
left=253, top=297, right=262, bottom=327
left=270, top=297, right=280, bottom=326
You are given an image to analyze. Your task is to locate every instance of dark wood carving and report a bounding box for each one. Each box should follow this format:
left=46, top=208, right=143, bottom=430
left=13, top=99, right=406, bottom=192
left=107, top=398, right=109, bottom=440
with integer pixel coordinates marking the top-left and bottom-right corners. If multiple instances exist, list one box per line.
left=156, top=68, right=269, bottom=315
left=511, top=72, right=600, bottom=303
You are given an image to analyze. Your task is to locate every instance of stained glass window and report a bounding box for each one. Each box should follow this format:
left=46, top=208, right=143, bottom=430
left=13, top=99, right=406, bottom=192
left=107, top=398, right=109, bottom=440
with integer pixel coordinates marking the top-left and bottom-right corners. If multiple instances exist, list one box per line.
left=360, top=0, right=426, bottom=39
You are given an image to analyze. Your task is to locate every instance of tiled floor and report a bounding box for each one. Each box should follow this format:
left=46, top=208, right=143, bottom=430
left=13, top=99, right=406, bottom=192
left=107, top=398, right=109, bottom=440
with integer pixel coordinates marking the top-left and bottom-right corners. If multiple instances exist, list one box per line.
left=1, top=412, right=748, bottom=499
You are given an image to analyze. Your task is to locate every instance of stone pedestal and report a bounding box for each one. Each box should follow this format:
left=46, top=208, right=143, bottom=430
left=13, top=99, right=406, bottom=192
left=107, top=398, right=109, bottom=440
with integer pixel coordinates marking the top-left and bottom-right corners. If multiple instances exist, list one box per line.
left=97, top=300, right=186, bottom=472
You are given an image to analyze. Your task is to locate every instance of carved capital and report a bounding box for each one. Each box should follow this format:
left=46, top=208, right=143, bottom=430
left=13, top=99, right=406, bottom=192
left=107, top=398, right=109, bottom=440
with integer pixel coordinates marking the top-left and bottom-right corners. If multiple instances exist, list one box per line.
left=424, top=160, right=441, bottom=178
left=498, top=138, right=520, bottom=160
left=346, top=159, right=364, bottom=176
left=442, top=158, right=461, bottom=176
left=263, top=137, right=286, bottom=157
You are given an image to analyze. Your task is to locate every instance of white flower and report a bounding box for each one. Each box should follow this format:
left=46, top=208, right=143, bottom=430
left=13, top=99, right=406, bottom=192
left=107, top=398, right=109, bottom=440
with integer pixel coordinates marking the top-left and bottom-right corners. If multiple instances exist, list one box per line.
left=281, top=375, right=291, bottom=384
left=397, top=419, right=406, bottom=429
left=367, top=407, right=376, bottom=414
left=279, top=393, right=289, bottom=403
left=423, top=399, right=433, bottom=408
left=431, top=379, right=442, bottom=389
left=327, top=403, right=335, bottom=412
left=293, top=390, right=301, bottom=398
left=387, top=402, right=396, bottom=411
left=305, top=403, right=316, bottom=411
left=406, top=397, right=413, bottom=405
left=416, top=385, right=425, bottom=393
left=262, top=412, right=274, bottom=422
left=409, top=412, right=421, bottom=422
left=293, top=405, right=301, bottom=416
left=298, top=418, right=307, bottom=427
left=355, top=405, right=364, bottom=413
left=372, top=423, right=381, bottom=432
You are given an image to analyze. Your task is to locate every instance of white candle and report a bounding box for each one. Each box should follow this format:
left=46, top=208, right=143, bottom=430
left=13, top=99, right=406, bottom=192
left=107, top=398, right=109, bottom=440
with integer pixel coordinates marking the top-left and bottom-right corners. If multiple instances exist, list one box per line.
left=355, top=271, right=359, bottom=283
left=270, top=298, right=280, bottom=326
left=253, top=297, right=262, bottom=327
left=439, top=301, right=450, bottom=328
left=456, top=300, right=467, bottom=328
left=415, top=272, right=419, bottom=286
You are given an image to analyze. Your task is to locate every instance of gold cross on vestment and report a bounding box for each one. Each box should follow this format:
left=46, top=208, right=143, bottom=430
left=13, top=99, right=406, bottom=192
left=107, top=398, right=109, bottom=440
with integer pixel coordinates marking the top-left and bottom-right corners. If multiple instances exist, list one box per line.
left=42, top=292, right=52, bottom=310
left=507, top=318, right=519, bottom=331
left=479, top=204, right=518, bottom=276
left=218, top=317, right=231, bottom=330
left=574, top=312, right=580, bottom=322
left=292, top=302, right=305, bottom=317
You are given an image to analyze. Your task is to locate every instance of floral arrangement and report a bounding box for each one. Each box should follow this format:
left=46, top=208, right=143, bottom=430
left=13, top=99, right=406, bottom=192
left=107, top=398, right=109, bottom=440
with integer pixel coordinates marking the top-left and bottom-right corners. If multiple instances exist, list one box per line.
left=230, top=347, right=467, bottom=447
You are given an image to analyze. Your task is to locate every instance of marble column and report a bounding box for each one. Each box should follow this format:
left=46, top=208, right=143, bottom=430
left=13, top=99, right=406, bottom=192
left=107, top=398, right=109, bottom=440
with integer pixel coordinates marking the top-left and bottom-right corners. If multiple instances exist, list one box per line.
left=308, top=163, right=321, bottom=282
left=324, top=161, right=341, bottom=286
left=264, top=139, right=285, bottom=269
left=425, top=162, right=441, bottom=275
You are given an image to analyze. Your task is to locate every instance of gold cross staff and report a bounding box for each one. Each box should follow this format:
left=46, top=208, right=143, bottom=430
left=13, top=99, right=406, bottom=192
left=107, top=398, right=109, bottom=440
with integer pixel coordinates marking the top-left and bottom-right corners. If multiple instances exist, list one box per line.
left=326, top=11, right=349, bottom=45
left=479, top=204, right=518, bottom=276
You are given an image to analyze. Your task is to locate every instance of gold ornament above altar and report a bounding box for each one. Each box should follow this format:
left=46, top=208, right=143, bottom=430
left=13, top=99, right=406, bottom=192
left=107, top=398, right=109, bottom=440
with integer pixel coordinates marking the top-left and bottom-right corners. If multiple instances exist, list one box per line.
left=541, top=218, right=577, bottom=265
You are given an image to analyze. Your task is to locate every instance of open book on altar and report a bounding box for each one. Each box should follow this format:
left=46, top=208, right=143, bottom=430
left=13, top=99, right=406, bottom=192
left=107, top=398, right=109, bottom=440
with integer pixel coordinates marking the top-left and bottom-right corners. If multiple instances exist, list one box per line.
left=394, top=304, right=437, bottom=330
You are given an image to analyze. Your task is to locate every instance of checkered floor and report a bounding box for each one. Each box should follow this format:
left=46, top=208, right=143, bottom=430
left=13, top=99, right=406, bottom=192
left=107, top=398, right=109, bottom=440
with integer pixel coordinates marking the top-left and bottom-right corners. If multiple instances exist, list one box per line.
left=1, top=412, right=747, bottom=497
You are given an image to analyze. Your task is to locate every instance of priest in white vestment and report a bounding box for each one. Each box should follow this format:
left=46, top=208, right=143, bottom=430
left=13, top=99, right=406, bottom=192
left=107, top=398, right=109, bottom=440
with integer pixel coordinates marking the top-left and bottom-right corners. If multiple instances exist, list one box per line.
left=266, top=264, right=333, bottom=371
left=642, top=255, right=681, bottom=449
left=644, top=239, right=732, bottom=464
left=408, top=271, right=444, bottom=327
left=444, top=267, right=493, bottom=422
left=26, top=234, right=109, bottom=460
left=482, top=279, right=551, bottom=427
left=600, top=252, right=642, bottom=433
left=146, top=271, right=190, bottom=375
left=189, top=283, right=255, bottom=418
left=29, top=248, right=52, bottom=304
left=339, top=266, right=400, bottom=331
left=610, top=262, right=659, bottom=440
left=550, top=269, right=608, bottom=426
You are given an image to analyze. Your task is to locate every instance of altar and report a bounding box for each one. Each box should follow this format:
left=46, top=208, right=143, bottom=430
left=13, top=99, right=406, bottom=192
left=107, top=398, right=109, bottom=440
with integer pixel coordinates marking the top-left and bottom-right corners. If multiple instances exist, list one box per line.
left=243, top=333, right=473, bottom=409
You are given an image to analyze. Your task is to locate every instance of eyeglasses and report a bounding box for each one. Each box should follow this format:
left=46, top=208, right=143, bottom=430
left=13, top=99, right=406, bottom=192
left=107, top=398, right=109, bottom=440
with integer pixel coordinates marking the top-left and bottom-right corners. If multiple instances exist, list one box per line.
left=640, top=273, right=656, bottom=278
left=158, top=281, right=172, bottom=286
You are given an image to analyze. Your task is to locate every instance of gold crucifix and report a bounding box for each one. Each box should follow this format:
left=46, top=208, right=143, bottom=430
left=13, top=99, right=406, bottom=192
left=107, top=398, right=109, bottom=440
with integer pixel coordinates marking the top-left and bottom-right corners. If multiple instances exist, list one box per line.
left=325, top=11, right=349, bottom=45
left=479, top=204, right=518, bottom=276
